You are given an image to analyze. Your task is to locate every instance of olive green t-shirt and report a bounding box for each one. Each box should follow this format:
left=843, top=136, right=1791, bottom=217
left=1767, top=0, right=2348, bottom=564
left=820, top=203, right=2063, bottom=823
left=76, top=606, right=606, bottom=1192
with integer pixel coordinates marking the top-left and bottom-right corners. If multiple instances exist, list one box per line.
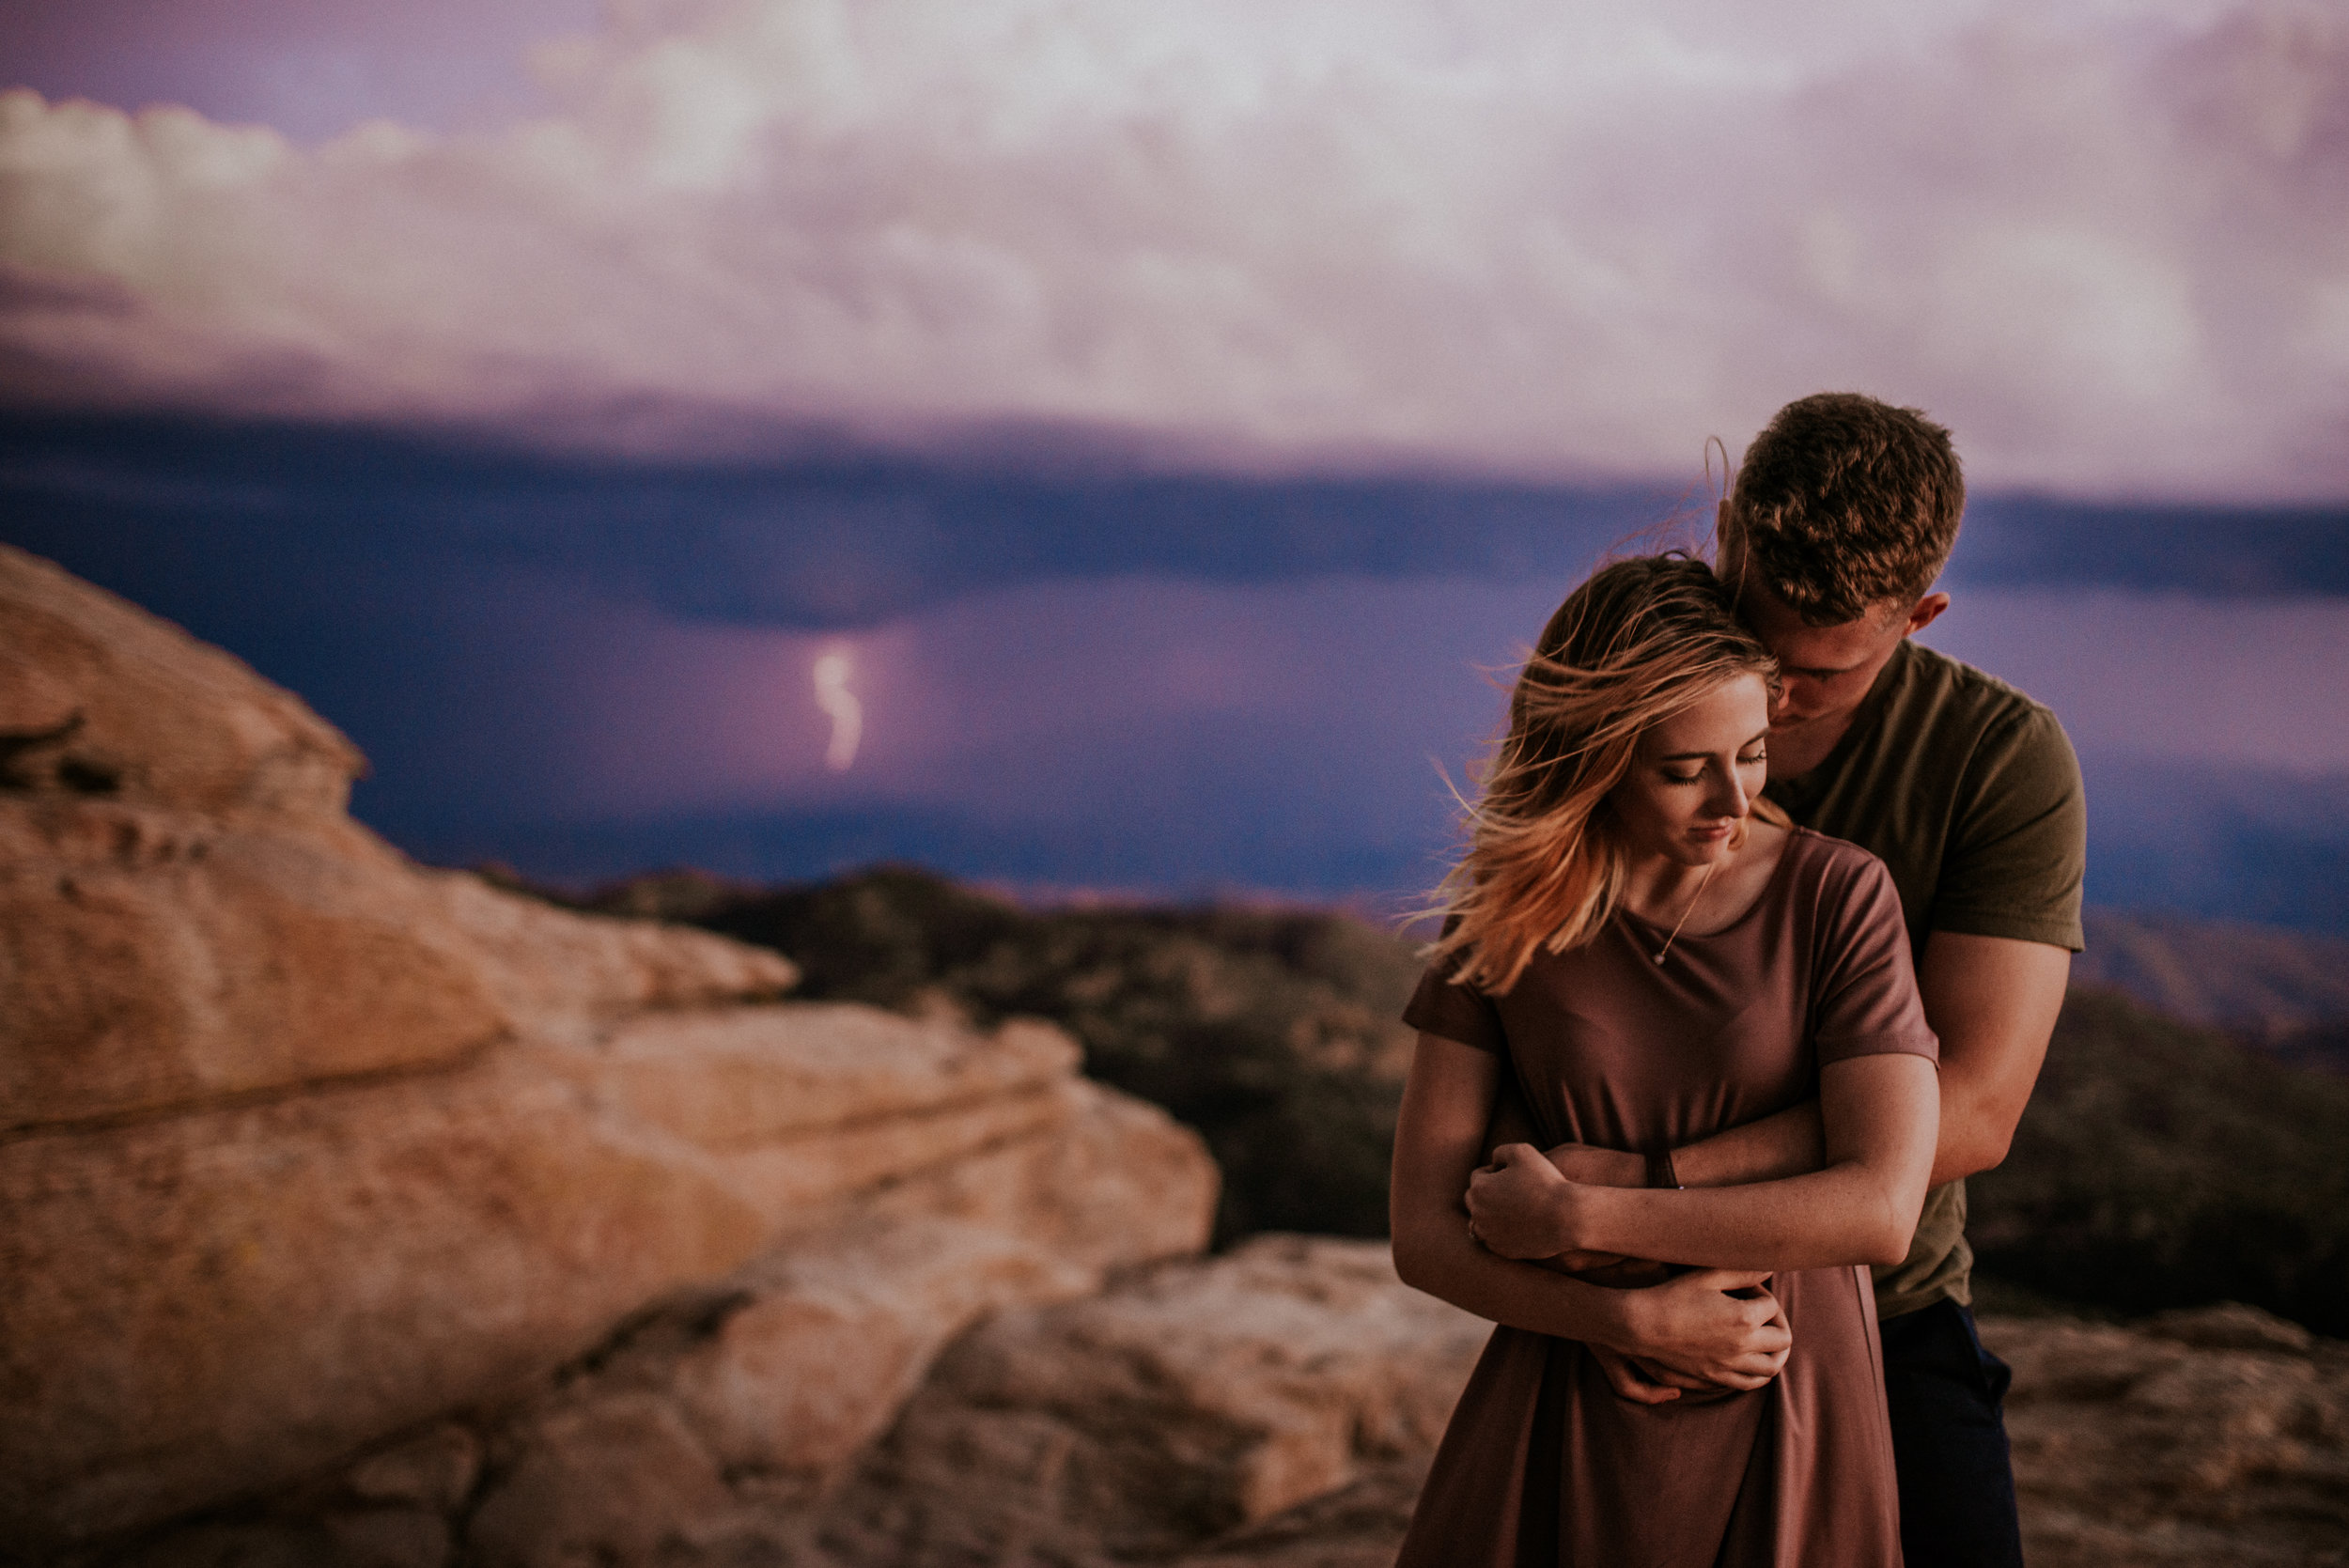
left=1764, top=638, right=2086, bottom=1321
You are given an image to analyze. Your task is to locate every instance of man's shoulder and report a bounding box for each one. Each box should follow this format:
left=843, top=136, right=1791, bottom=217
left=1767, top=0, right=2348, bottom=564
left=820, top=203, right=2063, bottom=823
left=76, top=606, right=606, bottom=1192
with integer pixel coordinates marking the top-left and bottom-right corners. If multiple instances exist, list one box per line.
left=1883, top=641, right=2072, bottom=761
left=1892, top=640, right=2054, bottom=727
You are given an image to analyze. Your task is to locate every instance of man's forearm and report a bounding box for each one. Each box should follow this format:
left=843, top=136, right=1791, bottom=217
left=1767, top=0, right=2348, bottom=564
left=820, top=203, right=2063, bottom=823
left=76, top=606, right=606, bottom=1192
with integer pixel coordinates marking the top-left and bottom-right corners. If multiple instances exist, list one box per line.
left=1481, top=1056, right=1940, bottom=1273
left=1666, top=1100, right=1826, bottom=1188
left=1569, top=1159, right=1921, bottom=1272
left=1535, top=1101, right=1823, bottom=1193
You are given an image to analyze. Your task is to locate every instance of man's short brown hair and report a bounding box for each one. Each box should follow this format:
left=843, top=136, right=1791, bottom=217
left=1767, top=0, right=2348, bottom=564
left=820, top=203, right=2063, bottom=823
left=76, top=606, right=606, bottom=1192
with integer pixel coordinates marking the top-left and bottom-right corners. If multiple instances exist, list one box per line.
left=1721, top=393, right=1965, bottom=626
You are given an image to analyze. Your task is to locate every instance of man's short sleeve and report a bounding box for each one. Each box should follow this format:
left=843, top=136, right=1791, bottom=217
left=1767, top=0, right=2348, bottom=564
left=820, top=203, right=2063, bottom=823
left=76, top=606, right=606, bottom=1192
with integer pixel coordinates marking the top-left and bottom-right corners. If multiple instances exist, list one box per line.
left=1930, top=704, right=2087, bottom=952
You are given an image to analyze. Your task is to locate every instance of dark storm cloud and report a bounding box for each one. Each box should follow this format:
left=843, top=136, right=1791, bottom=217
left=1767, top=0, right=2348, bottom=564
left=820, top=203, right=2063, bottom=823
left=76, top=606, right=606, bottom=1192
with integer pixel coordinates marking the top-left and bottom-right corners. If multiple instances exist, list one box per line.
left=0, top=414, right=1695, bottom=631
left=8, top=417, right=2346, bottom=647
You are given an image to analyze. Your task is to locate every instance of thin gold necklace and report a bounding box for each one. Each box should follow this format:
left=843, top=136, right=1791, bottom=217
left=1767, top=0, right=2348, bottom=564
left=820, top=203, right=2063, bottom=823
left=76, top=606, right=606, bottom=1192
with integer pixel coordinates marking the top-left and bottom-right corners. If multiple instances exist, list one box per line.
left=1650, top=855, right=1723, bottom=966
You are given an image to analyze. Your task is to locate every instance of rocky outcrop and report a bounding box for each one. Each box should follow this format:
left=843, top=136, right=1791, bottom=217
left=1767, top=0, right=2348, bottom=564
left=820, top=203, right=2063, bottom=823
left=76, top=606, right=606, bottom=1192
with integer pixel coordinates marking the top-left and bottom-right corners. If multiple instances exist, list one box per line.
left=0, top=545, right=1218, bottom=1557
left=101, top=1236, right=1481, bottom=1568
left=1997, top=1304, right=2349, bottom=1567
left=1164, top=1300, right=2349, bottom=1568
left=810, top=1234, right=1487, bottom=1567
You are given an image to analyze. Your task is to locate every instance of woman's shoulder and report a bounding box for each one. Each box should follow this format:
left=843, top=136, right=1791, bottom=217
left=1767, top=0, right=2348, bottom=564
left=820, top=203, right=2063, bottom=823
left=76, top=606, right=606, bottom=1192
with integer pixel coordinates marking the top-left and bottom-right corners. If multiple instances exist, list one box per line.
left=1776, top=826, right=1901, bottom=907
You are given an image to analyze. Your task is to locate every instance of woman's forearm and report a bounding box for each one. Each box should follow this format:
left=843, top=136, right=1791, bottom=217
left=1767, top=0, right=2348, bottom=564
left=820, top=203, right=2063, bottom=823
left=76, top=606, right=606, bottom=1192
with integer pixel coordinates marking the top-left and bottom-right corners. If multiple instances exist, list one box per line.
left=1392, top=1205, right=1792, bottom=1390
left=1392, top=1207, right=1641, bottom=1345
left=1395, top=1029, right=1797, bottom=1388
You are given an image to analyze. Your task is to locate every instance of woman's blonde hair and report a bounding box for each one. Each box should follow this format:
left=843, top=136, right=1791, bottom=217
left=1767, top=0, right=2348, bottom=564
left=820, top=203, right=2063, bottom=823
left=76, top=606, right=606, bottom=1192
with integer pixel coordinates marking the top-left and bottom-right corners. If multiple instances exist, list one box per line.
left=1431, top=553, right=1782, bottom=994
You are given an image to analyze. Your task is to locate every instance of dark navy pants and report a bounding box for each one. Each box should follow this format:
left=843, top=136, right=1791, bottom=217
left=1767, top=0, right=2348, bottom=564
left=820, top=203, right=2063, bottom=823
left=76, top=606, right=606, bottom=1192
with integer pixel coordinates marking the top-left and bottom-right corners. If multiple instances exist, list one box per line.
left=1878, top=1298, right=2026, bottom=1568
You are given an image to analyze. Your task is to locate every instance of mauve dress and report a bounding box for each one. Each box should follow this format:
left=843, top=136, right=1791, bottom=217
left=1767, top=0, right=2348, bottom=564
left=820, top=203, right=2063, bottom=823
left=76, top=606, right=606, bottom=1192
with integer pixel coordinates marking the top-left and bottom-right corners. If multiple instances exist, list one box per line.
left=1395, top=829, right=1936, bottom=1568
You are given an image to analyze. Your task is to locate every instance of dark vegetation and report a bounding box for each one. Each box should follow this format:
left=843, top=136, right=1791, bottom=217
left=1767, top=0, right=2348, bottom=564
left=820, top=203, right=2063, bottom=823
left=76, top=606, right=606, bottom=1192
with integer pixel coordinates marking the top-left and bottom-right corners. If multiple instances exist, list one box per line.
left=1967, top=986, right=2349, bottom=1337
left=562, top=864, right=2349, bottom=1334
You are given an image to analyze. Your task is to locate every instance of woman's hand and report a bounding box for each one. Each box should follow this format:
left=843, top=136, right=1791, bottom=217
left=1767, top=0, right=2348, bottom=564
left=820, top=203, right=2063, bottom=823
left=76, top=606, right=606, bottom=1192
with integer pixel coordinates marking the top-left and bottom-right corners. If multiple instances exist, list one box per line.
left=1466, top=1141, right=1587, bottom=1259
left=1586, top=1345, right=1718, bottom=1405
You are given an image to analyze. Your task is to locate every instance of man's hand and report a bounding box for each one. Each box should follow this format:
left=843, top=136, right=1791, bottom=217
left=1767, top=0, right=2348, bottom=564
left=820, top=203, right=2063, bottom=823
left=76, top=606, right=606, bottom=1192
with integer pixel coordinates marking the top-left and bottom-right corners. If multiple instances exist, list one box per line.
left=1466, top=1142, right=1579, bottom=1258
left=1608, top=1269, right=1792, bottom=1392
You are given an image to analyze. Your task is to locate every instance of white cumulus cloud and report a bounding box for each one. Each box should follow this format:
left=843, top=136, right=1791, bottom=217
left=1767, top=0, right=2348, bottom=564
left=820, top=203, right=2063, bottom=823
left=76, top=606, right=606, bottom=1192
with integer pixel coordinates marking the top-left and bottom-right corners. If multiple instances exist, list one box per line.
left=1, top=0, right=2344, bottom=496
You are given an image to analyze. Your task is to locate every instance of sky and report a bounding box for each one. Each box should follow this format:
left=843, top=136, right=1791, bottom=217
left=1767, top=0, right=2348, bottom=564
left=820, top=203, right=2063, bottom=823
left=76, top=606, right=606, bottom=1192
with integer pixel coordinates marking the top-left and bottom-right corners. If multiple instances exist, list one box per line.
left=3, top=0, right=2346, bottom=928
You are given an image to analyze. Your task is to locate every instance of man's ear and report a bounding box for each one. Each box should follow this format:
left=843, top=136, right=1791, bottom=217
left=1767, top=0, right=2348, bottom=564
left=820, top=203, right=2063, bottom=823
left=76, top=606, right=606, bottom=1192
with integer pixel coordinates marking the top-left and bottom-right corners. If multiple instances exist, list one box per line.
left=1715, top=516, right=1749, bottom=589
left=1904, top=592, right=1952, bottom=636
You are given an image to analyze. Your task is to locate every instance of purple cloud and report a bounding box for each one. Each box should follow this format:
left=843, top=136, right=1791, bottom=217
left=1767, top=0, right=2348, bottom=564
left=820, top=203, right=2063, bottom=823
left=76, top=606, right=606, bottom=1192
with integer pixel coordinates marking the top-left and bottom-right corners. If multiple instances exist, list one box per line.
left=0, top=0, right=2343, bottom=495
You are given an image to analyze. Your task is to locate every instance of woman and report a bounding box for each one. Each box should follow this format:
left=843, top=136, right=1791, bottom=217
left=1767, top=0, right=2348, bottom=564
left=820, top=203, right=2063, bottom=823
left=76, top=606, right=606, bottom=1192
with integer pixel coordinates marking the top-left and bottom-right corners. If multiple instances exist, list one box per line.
left=1390, top=554, right=1938, bottom=1566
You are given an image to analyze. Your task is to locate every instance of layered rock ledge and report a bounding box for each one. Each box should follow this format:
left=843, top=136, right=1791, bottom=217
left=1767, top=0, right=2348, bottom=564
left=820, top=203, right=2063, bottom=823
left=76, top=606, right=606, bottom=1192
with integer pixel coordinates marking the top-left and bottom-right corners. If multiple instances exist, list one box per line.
left=0, top=544, right=1217, bottom=1557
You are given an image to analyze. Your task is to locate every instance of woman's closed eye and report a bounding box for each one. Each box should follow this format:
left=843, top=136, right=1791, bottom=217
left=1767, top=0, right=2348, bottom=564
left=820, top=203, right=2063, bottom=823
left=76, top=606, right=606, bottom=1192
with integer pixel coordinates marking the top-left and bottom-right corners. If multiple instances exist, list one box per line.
left=1664, top=753, right=1765, bottom=784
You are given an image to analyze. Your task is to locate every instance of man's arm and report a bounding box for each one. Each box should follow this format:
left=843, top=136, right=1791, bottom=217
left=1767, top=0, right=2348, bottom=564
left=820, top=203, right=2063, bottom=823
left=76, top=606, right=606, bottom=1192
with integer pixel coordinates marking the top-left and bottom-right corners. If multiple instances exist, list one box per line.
left=1471, top=1053, right=1940, bottom=1272
left=1541, top=930, right=2071, bottom=1190
left=1911, top=931, right=2069, bottom=1184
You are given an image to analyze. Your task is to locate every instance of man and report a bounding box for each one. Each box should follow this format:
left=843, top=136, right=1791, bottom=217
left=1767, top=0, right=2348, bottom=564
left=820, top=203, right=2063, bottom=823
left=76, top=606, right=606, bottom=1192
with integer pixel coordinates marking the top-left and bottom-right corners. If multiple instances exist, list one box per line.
left=1474, top=392, right=2084, bottom=1567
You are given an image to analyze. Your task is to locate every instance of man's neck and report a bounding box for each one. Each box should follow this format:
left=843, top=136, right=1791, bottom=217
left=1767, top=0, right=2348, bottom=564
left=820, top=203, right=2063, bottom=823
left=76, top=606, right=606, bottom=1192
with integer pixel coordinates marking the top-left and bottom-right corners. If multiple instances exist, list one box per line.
left=1766, top=710, right=1859, bottom=782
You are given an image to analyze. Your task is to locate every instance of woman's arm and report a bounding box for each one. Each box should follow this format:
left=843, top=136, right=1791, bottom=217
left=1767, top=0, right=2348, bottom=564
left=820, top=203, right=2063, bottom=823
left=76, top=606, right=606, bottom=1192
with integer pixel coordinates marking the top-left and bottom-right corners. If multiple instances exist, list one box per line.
left=1466, top=1052, right=1938, bottom=1272
left=1392, top=1032, right=1792, bottom=1393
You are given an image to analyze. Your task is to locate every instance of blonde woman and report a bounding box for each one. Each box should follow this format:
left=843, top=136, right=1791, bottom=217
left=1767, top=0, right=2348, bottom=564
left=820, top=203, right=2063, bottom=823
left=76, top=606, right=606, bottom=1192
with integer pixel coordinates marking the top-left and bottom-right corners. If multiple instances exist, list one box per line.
left=1391, top=554, right=1938, bottom=1566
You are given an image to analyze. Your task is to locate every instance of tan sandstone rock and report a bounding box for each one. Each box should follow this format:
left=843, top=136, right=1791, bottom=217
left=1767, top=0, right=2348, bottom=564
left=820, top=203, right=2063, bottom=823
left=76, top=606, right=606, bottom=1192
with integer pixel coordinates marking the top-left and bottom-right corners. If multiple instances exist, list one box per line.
left=0, top=545, right=361, bottom=826
left=0, top=546, right=1219, bottom=1555
left=459, top=1079, right=1217, bottom=1568
left=1990, top=1305, right=2349, bottom=1564
left=0, top=808, right=511, bottom=1130
left=806, top=1234, right=1488, bottom=1567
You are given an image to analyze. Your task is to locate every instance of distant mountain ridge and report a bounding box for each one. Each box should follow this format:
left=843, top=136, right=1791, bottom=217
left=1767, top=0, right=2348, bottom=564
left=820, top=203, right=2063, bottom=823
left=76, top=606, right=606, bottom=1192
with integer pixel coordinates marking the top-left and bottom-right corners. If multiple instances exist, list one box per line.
left=2077, top=908, right=2349, bottom=1071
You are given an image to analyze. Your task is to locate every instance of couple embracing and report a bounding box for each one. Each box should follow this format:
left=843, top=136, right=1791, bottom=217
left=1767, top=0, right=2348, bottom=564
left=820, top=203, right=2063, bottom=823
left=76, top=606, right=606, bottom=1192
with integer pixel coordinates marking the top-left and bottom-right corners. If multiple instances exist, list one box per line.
left=1391, top=393, right=2084, bottom=1566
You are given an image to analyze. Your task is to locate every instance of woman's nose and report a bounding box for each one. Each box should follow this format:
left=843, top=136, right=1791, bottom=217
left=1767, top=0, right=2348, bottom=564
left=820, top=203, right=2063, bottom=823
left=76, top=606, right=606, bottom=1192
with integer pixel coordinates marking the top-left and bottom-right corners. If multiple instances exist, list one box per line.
left=1707, top=771, right=1750, bottom=820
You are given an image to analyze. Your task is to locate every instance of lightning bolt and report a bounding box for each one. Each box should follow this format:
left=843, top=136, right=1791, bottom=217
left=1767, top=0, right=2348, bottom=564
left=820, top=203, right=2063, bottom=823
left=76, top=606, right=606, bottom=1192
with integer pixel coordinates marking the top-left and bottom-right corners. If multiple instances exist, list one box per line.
left=813, top=649, right=863, bottom=771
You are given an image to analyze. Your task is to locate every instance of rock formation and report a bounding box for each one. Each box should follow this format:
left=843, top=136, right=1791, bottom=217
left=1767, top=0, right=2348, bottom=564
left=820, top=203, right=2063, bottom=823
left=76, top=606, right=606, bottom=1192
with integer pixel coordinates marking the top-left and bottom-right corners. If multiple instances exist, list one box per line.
left=11, top=542, right=2345, bottom=1568
left=809, top=1234, right=1486, bottom=1567
left=0, top=544, right=1218, bottom=1559
left=1996, top=1304, right=2349, bottom=1567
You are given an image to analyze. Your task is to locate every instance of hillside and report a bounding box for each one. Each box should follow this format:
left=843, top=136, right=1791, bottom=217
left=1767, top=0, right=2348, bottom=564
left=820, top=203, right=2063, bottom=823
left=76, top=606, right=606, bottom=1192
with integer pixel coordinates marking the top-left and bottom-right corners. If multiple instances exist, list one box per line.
left=2077, top=907, right=2349, bottom=1070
